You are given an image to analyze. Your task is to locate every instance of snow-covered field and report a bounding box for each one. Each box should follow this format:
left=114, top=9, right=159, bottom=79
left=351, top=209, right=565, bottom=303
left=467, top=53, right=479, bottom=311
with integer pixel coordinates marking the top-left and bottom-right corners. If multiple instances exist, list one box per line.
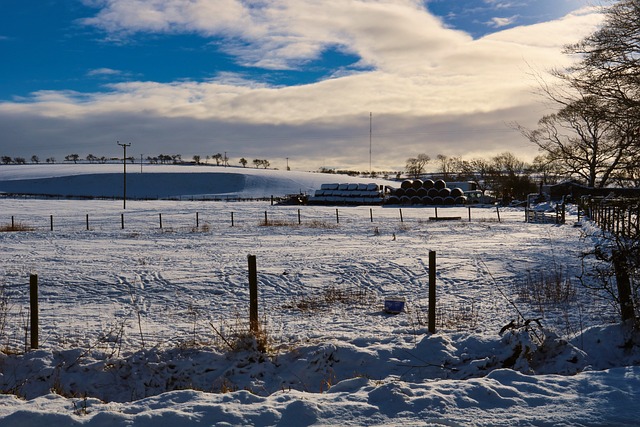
left=0, top=166, right=639, bottom=426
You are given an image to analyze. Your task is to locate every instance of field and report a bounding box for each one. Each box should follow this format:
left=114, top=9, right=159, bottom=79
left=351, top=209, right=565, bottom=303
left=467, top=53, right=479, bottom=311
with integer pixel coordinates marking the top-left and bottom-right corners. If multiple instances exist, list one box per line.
left=0, top=167, right=639, bottom=426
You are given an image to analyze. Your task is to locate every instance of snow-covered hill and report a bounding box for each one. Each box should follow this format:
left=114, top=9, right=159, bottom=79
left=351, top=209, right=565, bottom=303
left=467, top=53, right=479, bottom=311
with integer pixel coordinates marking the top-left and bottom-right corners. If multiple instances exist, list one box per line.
left=0, top=164, right=394, bottom=198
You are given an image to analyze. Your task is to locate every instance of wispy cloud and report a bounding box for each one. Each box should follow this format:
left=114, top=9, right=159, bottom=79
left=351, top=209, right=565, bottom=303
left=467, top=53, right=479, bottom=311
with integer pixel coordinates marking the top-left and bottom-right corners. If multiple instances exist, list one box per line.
left=86, top=67, right=123, bottom=77
left=488, top=15, right=518, bottom=28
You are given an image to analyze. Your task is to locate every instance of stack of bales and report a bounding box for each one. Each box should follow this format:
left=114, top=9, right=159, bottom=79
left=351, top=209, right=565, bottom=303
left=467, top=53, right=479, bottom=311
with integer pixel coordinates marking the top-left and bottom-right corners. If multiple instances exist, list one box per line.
left=308, top=183, right=384, bottom=205
left=385, top=179, right=467, bottom=205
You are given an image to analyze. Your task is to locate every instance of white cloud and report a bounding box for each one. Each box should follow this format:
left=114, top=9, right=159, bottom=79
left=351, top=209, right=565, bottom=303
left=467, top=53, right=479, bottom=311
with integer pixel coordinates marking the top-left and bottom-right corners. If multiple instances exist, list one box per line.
left=87, top=67, right=123, bottom=77
left=488, top=15, right=518, bottom=28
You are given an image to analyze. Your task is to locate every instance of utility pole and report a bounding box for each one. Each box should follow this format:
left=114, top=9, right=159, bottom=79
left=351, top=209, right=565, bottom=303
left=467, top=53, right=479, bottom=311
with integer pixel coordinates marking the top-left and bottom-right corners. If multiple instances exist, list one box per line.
left=286, top=157, right=289, bottom=171
left=117, top=141, right=131, bottom=209
left=369, top=112, right=372, bottom=175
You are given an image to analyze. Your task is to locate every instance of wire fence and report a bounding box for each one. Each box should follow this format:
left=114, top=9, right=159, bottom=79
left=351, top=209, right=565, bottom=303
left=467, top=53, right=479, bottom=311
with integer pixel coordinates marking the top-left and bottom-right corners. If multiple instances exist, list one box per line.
left=2, top=205, right=520, bottom=233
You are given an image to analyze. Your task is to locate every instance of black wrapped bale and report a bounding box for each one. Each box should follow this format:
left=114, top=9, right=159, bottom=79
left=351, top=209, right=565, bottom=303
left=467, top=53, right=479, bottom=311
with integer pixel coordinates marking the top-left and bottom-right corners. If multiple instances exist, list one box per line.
left=434, top=179, right=446, bottom=190
left=450, top=187, right=464, bottom=198
left=394, top=188, right=405, bottom=197
left=411, top=196, right=422, bottom=205
left=387, top=196, right=400, bottom=205
left=417, top=187, right=428, bottom=197
left=422, top=196, right=433, bottom=205
left=444, top=196, right=456, bottom=205
left=405, top=188, right=418, bottom=197
left=401, top=180, right=413, bottom=189
left=423, top=179, right=435, bottom=189
left=433, top=196, right=444, bottom=205
left=427, top=188, right=439, bottom=198
left=455, top=196, right=468, bottom=204
left=412, top=179, right=423, bottom=190
left=439, top=187, right=451, bottom=198
left=400, top=196, right=411, bottom=205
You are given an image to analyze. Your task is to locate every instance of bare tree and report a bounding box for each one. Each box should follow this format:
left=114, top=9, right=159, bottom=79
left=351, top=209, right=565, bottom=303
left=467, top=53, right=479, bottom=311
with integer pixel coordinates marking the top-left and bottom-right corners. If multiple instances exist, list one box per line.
left=517, top=95, right=629, bottom=187
left=239, top=157, right=248, bottom=167
left=30, top=155, right=40, bottom=164
left=405, top=154, right=430, bottom=178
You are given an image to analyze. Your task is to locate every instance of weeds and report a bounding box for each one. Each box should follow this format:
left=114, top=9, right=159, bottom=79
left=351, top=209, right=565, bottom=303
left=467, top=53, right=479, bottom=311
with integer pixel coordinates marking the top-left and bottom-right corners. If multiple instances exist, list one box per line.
left=284, top=285, right=377, bottom=312
left=209, top=313, right=272, bottom=354
left=259, top=219, right=338, bottom=229
left=517, top=267, right=577, bottom=310
left=0, top=223, right=34, bottom=232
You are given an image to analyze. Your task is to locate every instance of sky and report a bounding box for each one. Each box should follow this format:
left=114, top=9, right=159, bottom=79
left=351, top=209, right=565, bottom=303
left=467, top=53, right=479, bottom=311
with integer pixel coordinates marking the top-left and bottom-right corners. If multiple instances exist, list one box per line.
left=0, top=0, right=604, bottom=172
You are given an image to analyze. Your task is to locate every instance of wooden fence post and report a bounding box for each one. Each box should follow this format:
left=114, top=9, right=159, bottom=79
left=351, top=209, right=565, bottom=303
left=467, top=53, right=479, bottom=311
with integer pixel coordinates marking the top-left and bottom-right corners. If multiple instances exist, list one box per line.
left=612, top=250, right=635, bottom=323
left=30, top=273, right=38, bottom=350
left=370, top=208, right=373, bottom=223
left=196, top=212, right=199, bottom=228
left=264, top=211, right=268, bottom=225
left=434, top=207, right=438, bottom=220
left=50, top=215, right=54, bottom=231
left=231, top=212, right=235, bottom=227
left=159, top=213, right=163, bottom=229
left=248, top=255, right=259, bottom=334
left=496, top=206, right=501, bottom=222
left=121, top=213, right=124, bottom=229
left=86, top=214, right=89, bottom=231
left=336, top=209, right=339, bottom=224
left=298, top=209, right=301, bottom=225
left=428, top=251, right=436, bottom=334
left=11, top=216, right=14, bottom=229
left=468, top=206, right=472, bottom=222
left=399, top=208, right=403, bottom=223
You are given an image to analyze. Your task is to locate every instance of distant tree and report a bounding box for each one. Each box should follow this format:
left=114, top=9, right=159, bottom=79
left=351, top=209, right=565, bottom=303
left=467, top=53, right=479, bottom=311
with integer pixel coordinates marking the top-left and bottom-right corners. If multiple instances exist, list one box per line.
left=485, top=152, right=536, bottom=201
left=86, top=154, right=97, bottom=164
left=99, top=156, right=108, bottom=164
left=193, top=155, right=201, bottom=164
left=46, top=157, right=56, bottom=164
left=253, top=159, right=270, bottom=169
left=14, top=157, right=26, bottom=164
left=65, top=154, right=80, bottom=164
left=239, top=157, right=248, bottom=167
left=2, top=156, right=13, bottom=164
left=405, top=154, right=430, bottom=178
left=435, top=154, right=468, bottom=181
left=212, top=153, right=223, bottom=166
left=171, top=154, right=182, bottom=164
left=30, top=155, right=40, bottom=164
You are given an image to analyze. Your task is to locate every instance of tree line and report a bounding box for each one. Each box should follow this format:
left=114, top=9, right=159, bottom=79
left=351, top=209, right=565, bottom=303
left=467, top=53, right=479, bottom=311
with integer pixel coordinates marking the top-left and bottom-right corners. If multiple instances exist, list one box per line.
left=1, top=153, right=272, bottom=169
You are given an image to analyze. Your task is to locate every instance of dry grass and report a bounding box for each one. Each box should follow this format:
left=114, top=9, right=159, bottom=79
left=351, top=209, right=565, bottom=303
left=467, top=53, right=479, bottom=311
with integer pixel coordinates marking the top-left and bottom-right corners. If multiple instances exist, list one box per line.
left=0, top=223, right=34, bottom=232
left=517, top=267, right=576, bottom=309
left=259, top=219, right=338, bottom=229
left=284, top=285, right=377, bottom=312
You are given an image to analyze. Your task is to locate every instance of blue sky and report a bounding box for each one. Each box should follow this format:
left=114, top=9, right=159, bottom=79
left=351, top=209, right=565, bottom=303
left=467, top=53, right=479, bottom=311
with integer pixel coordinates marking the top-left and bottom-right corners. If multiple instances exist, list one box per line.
left=0, top=0, right=601, bottom=171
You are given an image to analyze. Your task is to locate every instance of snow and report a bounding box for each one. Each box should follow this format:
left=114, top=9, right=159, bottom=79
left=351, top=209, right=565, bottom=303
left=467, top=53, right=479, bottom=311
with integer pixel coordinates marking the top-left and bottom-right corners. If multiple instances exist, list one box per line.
left=0, top=165, right=638, bottom=426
